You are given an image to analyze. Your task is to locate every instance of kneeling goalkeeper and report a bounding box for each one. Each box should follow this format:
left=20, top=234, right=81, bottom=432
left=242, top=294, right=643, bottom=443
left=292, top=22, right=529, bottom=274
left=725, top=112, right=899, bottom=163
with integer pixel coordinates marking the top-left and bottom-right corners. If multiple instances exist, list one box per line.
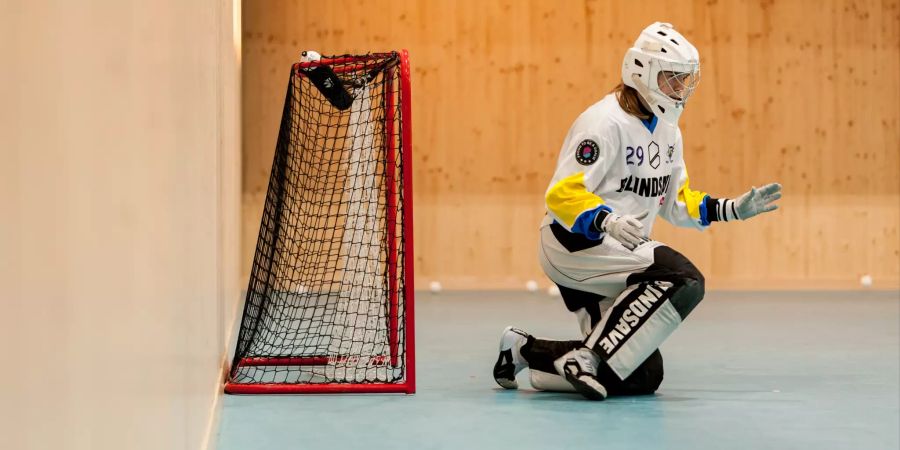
left=492, top=22, right=781, bottom=400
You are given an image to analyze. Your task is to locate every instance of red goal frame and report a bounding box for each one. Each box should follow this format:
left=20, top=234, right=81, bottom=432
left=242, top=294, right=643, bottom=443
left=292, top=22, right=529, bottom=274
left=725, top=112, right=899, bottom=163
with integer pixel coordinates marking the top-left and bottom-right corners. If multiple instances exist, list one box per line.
left=224, top=50, right=415, bottom=395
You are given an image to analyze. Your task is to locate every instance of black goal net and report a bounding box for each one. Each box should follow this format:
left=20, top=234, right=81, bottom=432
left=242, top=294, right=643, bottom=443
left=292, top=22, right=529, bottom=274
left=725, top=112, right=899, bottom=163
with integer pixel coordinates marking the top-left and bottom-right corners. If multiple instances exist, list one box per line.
left=227, top=52, right=413, bottom=394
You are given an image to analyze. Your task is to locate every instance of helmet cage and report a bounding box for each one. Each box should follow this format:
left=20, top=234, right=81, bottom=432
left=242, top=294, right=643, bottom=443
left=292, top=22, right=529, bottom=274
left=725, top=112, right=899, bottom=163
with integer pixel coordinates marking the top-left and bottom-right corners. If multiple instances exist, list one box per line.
left=655, top=60, right=700, bottom=105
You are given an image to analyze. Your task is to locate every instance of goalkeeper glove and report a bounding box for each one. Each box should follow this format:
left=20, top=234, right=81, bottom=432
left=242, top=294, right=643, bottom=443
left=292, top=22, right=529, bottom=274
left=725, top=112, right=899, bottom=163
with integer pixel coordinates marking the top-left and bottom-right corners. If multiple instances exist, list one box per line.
left=598, top=210, right=649, bottom=250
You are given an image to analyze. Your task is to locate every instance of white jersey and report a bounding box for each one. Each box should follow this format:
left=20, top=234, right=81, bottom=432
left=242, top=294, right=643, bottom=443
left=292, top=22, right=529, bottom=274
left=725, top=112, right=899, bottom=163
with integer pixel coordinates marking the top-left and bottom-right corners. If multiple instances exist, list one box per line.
left=544, top=94, right=711, bottom=239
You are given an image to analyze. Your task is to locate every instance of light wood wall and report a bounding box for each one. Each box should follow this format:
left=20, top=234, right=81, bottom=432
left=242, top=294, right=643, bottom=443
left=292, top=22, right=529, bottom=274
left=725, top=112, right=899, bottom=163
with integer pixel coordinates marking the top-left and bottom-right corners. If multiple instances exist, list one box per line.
left=242, top=0, right=900, bottom=290
left=0, top=1, right=241, bottom=448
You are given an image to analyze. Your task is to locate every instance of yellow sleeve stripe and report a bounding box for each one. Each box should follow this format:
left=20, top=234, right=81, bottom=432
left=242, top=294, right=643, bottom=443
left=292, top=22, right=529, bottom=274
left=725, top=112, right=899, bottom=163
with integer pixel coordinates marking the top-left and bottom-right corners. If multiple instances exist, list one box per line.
left=545, top=172, right=606, bottom=228
left=677, top=176, right=708, bottom=220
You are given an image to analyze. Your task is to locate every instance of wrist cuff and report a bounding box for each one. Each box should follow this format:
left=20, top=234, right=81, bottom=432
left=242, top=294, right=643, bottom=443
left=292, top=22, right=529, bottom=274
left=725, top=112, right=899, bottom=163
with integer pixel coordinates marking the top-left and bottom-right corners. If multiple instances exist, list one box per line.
left=590, top=208, right=613, bottom=234
left=705, top=197, right=739, bottom=222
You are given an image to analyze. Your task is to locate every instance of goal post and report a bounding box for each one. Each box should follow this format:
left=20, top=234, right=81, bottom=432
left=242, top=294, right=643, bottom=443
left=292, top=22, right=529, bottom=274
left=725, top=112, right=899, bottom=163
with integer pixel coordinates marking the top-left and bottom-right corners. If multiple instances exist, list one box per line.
left=225, top=51, right=414, bottom=395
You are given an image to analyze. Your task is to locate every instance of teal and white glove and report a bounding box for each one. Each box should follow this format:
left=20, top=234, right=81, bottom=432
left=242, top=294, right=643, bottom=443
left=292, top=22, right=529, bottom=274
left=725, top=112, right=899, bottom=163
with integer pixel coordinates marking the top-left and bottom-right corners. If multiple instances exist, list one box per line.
left=735, top=183, right=782, bottom=220
left=715, top=183, right=782, bottom=221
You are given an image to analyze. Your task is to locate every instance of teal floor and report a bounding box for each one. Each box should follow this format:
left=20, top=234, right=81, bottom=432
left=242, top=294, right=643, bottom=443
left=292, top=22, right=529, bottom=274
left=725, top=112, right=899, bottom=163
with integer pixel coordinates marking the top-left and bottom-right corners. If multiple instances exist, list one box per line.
left=217, top=291, right=899, bottom=450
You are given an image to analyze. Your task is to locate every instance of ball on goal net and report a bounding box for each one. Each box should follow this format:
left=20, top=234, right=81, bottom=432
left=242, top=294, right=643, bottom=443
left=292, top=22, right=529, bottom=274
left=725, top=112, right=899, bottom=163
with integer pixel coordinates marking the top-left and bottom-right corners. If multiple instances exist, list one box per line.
left=300, top=50, right=321, bottom=63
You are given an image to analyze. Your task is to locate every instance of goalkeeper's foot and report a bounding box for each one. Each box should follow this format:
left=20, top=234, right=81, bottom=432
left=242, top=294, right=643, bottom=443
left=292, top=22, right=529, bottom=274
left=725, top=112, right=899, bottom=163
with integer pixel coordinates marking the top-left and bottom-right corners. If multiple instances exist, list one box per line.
left=493, top=326, right=531, bottom=389
left=555, top=348, right=608, bottom=401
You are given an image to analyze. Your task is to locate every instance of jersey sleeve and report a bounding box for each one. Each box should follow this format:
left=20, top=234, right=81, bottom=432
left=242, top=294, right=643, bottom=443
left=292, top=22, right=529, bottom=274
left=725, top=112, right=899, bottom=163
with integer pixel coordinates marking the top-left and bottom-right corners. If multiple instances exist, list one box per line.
left=544, top=127, right=618, bottom=240
left=658, top=131, right=713, bottom=230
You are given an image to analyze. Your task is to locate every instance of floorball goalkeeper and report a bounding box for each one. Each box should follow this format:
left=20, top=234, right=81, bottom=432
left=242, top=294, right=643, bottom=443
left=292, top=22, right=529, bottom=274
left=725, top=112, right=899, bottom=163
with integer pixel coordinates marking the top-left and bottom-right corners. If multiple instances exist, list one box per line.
left=493, top=22, right=782, bottom=400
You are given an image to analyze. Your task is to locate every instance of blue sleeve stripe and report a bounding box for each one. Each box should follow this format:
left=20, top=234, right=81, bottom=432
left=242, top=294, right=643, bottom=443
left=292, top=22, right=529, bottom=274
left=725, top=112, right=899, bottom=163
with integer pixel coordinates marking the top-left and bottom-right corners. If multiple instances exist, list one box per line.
left=571, top=205, right=613, bottom=240
left=699, top=194, right=711, bottom=226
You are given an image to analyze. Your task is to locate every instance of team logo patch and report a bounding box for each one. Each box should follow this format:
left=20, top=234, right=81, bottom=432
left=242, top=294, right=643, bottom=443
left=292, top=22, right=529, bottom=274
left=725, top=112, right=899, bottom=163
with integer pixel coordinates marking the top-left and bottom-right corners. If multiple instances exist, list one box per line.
left=575, top=139, right=600, bottom=165
left=648, top=141, right=661, bottom=169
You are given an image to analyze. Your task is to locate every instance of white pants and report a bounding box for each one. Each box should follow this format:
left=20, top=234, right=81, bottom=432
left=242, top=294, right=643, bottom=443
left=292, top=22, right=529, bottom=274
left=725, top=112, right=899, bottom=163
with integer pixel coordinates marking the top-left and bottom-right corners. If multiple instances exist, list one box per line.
left=536, top=215, right=704, bottom=380
left=539, top=216, right=662, bottom=296
left=539, top=215, right=662, bottom=336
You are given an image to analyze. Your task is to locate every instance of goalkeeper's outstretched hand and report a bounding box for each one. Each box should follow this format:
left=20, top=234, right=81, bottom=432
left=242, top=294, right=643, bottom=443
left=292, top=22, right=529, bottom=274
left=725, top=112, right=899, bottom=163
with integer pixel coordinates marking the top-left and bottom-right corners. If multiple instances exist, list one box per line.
left=735, top=183, right=782, bottom=220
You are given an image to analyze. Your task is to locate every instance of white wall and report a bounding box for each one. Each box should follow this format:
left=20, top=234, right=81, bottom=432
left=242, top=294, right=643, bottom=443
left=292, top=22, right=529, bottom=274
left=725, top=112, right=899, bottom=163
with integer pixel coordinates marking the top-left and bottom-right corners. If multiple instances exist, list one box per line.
left=0, top=1, right=240, bottom=448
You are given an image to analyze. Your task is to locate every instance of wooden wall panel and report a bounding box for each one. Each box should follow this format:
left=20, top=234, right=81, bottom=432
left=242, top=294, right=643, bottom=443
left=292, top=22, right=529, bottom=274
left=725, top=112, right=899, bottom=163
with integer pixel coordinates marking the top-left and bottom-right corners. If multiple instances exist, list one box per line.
left=242, top=0, right=900, bottom=290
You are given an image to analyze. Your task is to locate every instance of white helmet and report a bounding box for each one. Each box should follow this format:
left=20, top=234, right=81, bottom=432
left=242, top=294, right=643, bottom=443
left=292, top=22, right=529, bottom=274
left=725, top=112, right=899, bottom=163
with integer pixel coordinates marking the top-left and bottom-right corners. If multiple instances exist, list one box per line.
left=621, top=22, right=701, bottom=125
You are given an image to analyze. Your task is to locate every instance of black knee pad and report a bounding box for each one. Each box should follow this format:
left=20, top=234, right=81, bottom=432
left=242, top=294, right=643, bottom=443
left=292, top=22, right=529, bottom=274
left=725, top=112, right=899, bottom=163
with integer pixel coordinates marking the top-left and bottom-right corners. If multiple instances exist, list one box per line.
left=628, top=246, right=706, bottom=320
left=639, top=349, right=665, bottom=394
left=670, top=276, right=704, bottom=319
left=629, top=246, right=704, bottom=285
left=606, top=349, right=664, bottom=396
left=679, top=260, right=705, bottom=298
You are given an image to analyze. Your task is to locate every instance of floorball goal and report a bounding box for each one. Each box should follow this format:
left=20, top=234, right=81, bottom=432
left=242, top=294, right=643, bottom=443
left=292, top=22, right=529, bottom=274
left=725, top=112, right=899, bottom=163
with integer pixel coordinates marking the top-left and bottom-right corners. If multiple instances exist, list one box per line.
left=226, top=51, right=414, bottom=394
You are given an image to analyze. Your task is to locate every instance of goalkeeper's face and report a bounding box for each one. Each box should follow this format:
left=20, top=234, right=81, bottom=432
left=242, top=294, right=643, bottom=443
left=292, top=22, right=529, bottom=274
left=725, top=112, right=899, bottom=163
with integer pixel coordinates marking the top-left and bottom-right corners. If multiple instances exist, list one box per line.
left=657, top=70, right=699, bottom=103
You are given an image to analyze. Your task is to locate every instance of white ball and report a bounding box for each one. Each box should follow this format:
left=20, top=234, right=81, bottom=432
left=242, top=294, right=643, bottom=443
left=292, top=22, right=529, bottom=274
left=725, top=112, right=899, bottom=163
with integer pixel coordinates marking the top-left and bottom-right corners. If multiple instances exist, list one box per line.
left=300, top=50, right=322, bottom=63
left=547, top=285, right=561, bottom=297
left=525, top=280, right=539, bottom=292
left=860, top=274, right=873, bottom=288
left=429, top=281, right=442, bottom=293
